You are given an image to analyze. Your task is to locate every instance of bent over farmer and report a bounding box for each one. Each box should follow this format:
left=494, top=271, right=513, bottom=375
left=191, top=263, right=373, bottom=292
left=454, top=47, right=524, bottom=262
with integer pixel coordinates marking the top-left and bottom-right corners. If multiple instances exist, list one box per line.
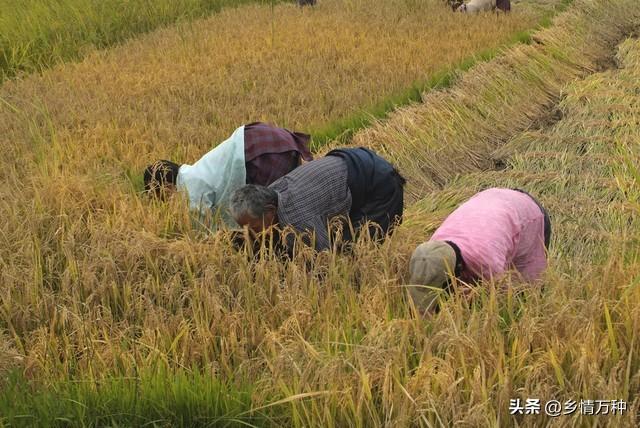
left=143, top=122, right=312, bottom=226
left=229, top=147, right=405, bottom=252
left=456, top=0, right=510, bottom=13
left=407, top=188, right=551, bottom=315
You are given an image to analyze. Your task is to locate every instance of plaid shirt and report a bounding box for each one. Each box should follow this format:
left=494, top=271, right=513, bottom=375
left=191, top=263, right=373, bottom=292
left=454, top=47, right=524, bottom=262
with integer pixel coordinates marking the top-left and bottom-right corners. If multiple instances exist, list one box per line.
left=244, top=122, right=313, bottom=186
left=269, top=156, right=352, bottom=251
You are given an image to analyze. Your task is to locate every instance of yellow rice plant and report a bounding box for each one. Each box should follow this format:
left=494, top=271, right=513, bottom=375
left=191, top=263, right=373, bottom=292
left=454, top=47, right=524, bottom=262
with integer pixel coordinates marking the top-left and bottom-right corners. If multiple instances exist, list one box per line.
left=0, top=0, right=549, bottom=180
left=1, top=0, right=640, bottom=425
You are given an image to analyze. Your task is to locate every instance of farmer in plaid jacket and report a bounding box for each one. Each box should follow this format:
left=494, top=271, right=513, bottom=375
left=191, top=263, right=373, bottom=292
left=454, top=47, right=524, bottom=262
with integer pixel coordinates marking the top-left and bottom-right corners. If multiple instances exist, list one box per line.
left=229, top=147, right=405, bottom=253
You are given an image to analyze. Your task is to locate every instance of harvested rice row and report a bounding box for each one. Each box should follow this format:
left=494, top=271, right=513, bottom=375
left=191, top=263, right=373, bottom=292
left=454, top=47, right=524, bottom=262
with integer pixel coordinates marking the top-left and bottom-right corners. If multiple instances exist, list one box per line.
left=348, top=0, right=640, bottom=202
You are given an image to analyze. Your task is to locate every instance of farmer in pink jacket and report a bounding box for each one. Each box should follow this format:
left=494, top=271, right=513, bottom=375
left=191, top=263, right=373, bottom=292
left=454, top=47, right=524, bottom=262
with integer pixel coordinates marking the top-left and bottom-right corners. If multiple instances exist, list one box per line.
left=407, top=188, right=551, bottom=315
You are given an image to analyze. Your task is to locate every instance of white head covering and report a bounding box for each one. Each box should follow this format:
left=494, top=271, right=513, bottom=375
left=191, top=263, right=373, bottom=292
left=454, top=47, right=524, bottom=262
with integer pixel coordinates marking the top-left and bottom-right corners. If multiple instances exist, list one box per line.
left=177, top=126, right=247, bottom=228
left=406, top=240, right=456, bottom=315
left=457, top=0, right=496, bottom=13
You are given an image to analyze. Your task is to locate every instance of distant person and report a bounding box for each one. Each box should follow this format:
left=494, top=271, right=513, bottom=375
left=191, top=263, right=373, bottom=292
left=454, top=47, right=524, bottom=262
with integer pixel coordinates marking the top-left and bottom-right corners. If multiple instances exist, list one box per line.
left=144, top=122, right=312, bottom=226
left=456, top=0, right=511, bottom=13
left=445, top=0, right=464, bottom=10
left=229, top=147, right=405, bottom=252
left=496, top=0, right=511, bottom=12
left=407, top=188, right=550, bottom=315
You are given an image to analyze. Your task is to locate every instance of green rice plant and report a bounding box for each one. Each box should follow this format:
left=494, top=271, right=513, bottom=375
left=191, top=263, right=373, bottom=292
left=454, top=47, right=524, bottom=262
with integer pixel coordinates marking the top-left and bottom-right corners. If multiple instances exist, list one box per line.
left=0, top=368, right=264, bottom=427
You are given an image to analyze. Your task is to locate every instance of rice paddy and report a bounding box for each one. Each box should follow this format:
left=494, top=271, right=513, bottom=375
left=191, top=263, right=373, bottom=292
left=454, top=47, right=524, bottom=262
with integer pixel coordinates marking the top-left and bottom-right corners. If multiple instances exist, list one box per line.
left=0, top=0, right=278, bottom=80
left=1, top=0, right=639, bottom=426
left=0, top=0, right=554, bottom=171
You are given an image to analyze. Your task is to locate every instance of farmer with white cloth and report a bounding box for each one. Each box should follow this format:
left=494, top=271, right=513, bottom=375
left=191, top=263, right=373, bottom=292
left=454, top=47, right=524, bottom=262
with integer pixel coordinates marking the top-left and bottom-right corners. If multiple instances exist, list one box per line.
left=407, top=188, right=551, bottom=315
left=143, top=123, right=312, bottom=227
left=456, top=0, right=510, bottom=13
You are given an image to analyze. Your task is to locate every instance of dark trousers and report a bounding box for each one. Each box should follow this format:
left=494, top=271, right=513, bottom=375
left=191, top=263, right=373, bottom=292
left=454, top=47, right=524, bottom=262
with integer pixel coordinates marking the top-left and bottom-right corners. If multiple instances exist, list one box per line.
left=350, top=169, right=405, bottom=241
left=496, top=0, right=511, bottom=12
left=513, top=188, right=551, bottom=249
left=327, top=148, right=405, bottom=242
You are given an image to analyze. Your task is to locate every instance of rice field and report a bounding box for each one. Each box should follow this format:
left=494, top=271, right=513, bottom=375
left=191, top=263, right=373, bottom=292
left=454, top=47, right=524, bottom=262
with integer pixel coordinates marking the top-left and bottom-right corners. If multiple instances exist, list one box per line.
left=0, top=0, right=277, bottom=80
left=0, top=0, right=555, bottom=172
left=1, top=0, right=640, bottom=426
